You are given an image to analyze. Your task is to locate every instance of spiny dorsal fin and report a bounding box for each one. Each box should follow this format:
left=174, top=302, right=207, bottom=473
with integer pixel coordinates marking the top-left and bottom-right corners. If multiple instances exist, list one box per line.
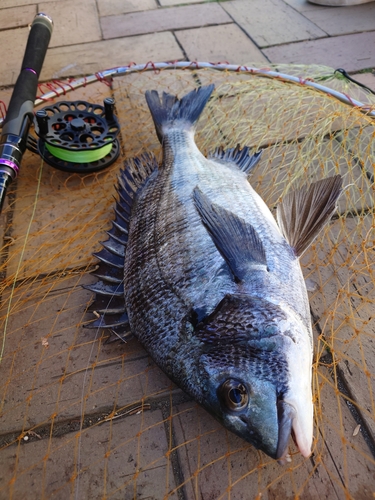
left=208, top=145, right=263, bottom=175
left=276, top=175, right=342, bottom=257
left=145, top=85, right=214, bottom=143
left=193, top=187, right=268, bottom=282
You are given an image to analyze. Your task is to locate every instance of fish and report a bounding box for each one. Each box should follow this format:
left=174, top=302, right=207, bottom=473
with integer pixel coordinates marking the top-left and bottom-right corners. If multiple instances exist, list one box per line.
left=85, top=84, right=342, bottom=462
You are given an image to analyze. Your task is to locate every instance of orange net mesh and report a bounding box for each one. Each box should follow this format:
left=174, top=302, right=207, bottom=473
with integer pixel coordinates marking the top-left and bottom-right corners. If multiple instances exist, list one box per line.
left=1, top=65, right=375, bottom=499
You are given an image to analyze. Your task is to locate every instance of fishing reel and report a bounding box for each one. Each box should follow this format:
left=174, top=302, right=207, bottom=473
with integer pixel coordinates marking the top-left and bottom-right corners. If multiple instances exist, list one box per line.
left=27, top=98, right=120, bottom=173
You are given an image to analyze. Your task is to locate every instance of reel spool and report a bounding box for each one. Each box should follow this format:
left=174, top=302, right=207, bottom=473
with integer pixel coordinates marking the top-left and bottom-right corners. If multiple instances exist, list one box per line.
left=28, top=99, right=120, bottom=173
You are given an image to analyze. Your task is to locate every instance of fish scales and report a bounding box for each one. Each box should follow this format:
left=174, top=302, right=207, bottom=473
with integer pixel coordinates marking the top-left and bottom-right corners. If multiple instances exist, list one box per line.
left=87, top=85, right=342, bottom=462
left=155, top=128, right=311, bottom=334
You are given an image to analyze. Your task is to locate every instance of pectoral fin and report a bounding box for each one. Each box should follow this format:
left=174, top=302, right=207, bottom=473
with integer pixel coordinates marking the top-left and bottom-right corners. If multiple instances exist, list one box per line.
left=193, top=187, right=268, bottom=281
left=276, top=175, right=342, bottom=257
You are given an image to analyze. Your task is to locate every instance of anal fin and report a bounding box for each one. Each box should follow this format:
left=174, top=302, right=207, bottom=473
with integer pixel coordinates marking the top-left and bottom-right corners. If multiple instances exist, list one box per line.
left=193, top=187, right=268, bottom=282
left=276, top=175, right=343, bottom=257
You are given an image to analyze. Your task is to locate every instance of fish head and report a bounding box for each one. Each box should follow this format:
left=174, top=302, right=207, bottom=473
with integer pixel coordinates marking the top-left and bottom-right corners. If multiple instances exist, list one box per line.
left=195, top=294, right=313, bottom=462
left=199, top=349, right=281, bottom=460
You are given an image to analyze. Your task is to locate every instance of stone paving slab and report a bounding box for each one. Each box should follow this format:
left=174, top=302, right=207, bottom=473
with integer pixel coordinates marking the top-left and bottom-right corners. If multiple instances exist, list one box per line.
left=172, top=372, right=375, bottom=500
left=351, top=72, right=375, bottom=92
left=283, top=0, right=325, bottom=11
left=40, top=32, right=184, bottom=82
left=0, top=27, right=31, bottom=87
left=250, top=136, right=374, bottom=215
left=39, top=0, right=102, bottom=48
left=5, top=151, right=116, bottom=278
left=175, top=24, right=268, bottom=65
left=4, top=82, right=120, bottom=279
left=196, top=74, right=368, bottom=159
left=97, top=0, right=157, bottom=17
left=0, top=409, right=178, bottom=499
left=160, top=0, right=204, bottom=5
left=305, top=215, right=375, bottom=439
left=100, top=3, right=232, bottom=40
left=112, top=69, right=197, bottom=158
left=0, top=5, right=36, bottom=31
left=0, top=273, right=180, bottom=435
left=1, top=0, right=56, bottom=7
left=263, top=31, right=375, bottom=72
left=302, top=3, right=375, bottom=35
left=222, top=0, right=326, bottom=48
left=313, top=366, right=375, bottom=500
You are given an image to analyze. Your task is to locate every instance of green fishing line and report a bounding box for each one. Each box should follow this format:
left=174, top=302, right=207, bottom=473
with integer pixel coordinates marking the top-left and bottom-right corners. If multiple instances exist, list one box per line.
left=45, top=142, right=112, bottom=163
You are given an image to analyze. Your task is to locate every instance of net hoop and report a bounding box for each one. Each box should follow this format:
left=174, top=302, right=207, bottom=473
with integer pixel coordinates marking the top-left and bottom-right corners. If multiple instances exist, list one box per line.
left=0, top=61, right=374, bottom=128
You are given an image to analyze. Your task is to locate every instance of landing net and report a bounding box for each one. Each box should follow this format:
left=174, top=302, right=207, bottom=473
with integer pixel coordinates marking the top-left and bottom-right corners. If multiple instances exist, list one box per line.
left=0, top=63, right=375, bottom=499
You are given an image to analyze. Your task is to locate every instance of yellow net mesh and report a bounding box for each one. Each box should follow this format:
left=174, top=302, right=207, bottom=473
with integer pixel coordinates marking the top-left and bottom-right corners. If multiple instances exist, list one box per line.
left=1, top=64, right=375, bottom=499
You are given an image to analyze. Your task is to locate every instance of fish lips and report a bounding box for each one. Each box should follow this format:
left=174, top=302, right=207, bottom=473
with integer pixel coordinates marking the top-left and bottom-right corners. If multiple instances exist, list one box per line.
left=276, top=399, right=296, bottom=463
left=237, top=399, right=298, bottom=462
left=276, top=397, right=313, bottom=464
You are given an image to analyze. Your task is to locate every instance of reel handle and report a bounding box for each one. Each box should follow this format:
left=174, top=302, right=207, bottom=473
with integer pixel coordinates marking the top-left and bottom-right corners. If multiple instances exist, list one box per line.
left=0, top=13, right=53, bottom=213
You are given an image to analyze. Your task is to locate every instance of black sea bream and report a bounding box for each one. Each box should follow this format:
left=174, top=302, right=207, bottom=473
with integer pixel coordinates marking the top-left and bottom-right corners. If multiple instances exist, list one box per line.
left=86, top=85, right=342, bottom=462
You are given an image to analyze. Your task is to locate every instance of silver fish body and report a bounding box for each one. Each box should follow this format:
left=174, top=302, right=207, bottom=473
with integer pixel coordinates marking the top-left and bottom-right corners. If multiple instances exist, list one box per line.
left=86, top=85, right=342, bottom=461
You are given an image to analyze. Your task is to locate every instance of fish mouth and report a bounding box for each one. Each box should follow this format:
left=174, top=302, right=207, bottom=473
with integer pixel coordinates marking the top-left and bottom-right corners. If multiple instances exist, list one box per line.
left=276, top=399, right=296, bottom=462
left=276, top=398, right=312, bottom=463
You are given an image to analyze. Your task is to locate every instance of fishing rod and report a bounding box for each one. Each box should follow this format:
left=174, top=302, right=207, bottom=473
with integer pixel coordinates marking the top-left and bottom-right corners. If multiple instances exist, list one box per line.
left=0, top=13, right=53, bottom=214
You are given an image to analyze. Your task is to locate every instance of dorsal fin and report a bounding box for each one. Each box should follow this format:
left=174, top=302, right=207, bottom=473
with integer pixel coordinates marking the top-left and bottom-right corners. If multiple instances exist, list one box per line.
left=208, top=145, right=263, bottom=175
left=84, top=153, right=158, bottom=342
left=193, top=187, right=268, bottom=282
left=276, top=175, right=342, bottom=257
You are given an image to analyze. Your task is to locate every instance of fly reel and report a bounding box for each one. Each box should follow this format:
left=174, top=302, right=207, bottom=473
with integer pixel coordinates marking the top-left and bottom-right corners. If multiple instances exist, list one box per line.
left=28, top=98, right=120, bottom=173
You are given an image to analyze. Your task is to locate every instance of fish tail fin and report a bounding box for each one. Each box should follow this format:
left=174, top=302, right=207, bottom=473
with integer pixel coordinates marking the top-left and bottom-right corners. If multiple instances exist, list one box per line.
left=145, top=84, right=215, bottom=143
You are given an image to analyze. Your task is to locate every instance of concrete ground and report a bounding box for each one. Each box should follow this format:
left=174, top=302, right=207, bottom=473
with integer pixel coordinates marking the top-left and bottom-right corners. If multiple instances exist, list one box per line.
left=1, top=1, right=375, bottom=499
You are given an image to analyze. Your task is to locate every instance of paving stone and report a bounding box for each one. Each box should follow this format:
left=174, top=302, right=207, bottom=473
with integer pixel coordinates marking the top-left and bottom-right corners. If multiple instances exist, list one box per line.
left=350, top=72, right=375, bottom=93
left=305, top=215, right=375, bottom=440
left=40, top=32, right=184, bottom=81
left=171, top=394, right=374, bottom=499
left=0, top=409, right=178, bottom=499
left=171, top=342, right=375, bottom=499
left=0, top=28, right=31, bottom=86
left=0, top=273, right=181, bottom=434
left=175, top=24, right=268, bottom=65
left=3, top=84, right=123, bottom=279
left=97, top=0, right=157, bottom=16
left=310, top=365, right=375, bottom=500
left=302, top=3, right=375, bottom=35
left=0, top=5, right=36, bottom=31
left=160, top=0, right=204, bottom=4
left=38, top=0, right=101, bottom=48
left=263, top=32, right=375, bottom=73
left=195, top=72, right=370, bottom=164
left=112, top=69, right=197, bottom=157
left=100, top=3, right=231, bottom=39
left=222, top=0, right=326, bottom=48
left=2, top=147, right=124, bottom=278
left=1, top=0, right=56, bottom=6
left=249, top=132, right=374, bottom=215
left=283, top=0, right=326, bottom=11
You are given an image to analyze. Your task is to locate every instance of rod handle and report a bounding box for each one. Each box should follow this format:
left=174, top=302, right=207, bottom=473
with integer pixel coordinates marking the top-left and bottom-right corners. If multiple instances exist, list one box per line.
left=2, top=13, right=53, bottom=137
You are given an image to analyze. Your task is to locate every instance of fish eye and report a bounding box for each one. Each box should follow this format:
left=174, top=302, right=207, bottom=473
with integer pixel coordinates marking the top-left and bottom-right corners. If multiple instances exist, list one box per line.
left=219, top=379, right=248, bottom=411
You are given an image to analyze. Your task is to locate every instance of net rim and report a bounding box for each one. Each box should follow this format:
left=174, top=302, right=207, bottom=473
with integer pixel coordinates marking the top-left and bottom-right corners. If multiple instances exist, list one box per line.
left=1, top=61, right=374, bottom=128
